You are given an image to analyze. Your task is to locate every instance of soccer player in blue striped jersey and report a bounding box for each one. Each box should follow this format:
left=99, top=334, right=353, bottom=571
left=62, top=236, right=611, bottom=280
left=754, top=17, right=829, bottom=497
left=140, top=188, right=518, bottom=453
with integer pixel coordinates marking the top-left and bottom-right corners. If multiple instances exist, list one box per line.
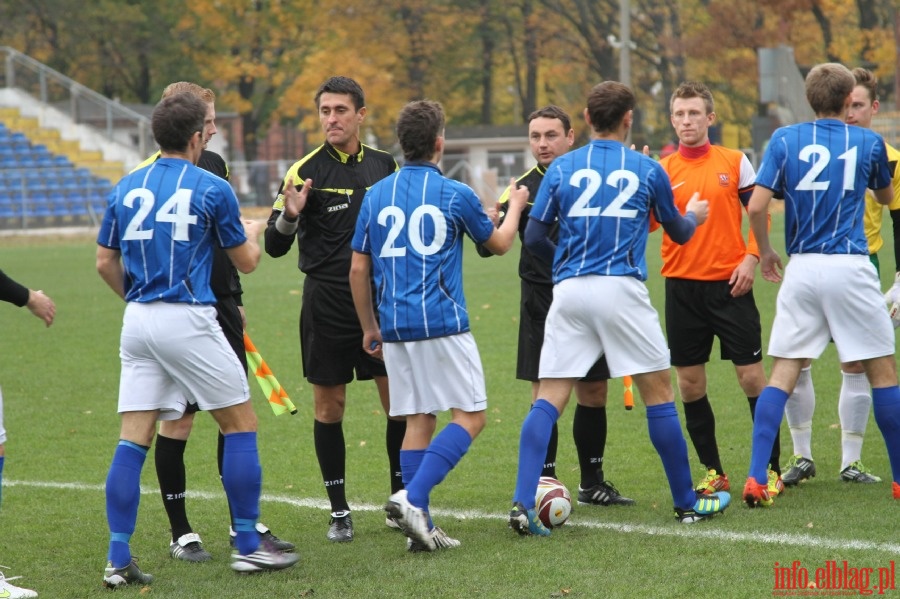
left=349, top=100, right=527, bottom=551
left=743, top=62, right=900, bottom=508
left=510, top=81, right=731, bottom=533
left=95, top=93, right=299, bottom=586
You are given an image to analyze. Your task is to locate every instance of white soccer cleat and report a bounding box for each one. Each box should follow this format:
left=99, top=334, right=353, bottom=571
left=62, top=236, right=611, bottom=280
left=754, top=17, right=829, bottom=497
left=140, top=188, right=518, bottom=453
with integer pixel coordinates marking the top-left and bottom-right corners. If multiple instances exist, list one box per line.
left=0, top=569, right=38, bottom=599
left=385, top=490, right=435, bottom=551
left=231, top=537, right=301, bottom=573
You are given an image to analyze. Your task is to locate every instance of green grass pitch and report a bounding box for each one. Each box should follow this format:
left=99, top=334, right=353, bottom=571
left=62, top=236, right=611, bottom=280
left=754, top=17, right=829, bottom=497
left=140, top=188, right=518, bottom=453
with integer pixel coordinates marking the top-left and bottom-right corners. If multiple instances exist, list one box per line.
left=0, top=211, right=898, bottom=598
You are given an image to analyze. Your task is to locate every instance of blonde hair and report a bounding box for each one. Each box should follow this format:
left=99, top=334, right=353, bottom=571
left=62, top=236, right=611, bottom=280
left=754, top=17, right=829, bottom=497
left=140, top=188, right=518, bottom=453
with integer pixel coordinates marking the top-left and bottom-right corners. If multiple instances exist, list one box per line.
left=161, top=81, right=215, bottom=104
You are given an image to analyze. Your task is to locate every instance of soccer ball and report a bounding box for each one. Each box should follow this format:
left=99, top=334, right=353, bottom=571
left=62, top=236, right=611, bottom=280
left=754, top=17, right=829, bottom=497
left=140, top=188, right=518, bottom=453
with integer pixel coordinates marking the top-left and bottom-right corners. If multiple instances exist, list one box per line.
left=535, top=476, right=572, bottom=528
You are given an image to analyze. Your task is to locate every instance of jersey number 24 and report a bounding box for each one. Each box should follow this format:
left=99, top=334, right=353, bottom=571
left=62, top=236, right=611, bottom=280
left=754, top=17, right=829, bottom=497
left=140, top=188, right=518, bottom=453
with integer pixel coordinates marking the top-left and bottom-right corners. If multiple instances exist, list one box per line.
left=121, top=188, right=198, bottom=242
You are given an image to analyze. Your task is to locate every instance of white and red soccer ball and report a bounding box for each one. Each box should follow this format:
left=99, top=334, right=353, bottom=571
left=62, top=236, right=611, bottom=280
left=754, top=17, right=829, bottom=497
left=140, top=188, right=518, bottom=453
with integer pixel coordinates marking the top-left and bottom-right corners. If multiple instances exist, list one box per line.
left=535, top=476, right=572, bottom=528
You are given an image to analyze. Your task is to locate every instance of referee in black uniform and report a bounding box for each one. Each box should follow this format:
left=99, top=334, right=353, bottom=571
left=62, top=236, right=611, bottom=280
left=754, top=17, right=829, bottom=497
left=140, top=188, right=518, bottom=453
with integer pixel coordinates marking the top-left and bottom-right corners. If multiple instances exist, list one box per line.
left=265, top=76, right=404, bottom=542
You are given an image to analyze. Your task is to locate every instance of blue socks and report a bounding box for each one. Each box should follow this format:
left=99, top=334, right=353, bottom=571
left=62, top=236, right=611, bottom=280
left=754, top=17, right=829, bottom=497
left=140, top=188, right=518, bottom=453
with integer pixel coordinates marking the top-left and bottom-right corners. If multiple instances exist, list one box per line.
left=0, top=455, right=5, bottom=510
left=872, top=386, right=900, bottom=484
left=222, top=431, right=262, bottom=556
left=400, top=448, right=429, bottom=527
left=748, top=386, right=790, bottom=484
left=106, top=441, right=148, bottom=568
left=406, top=423, right=472, bottom=521
left=513, top=399, right=559, bottom=509
left=646, top=402, right=696, bottom=510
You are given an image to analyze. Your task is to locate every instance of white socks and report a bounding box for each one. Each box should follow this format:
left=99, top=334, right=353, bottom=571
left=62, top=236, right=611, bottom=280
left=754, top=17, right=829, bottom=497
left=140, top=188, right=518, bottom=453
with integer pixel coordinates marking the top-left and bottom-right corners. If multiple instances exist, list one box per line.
left=785, top=366, right=815, bottom=460
left=838, top=371, right=871, bottom=470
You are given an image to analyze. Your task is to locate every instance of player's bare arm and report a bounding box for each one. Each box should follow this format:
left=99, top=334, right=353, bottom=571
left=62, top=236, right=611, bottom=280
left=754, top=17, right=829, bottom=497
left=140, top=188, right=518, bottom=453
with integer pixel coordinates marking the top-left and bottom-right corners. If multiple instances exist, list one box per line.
left=96, top=246, right=126, bottom=300
left=747, top=186, right=781, bottom=283
left=873, top=185, right=892, bottom=205
left=482, top=178, right=528, bottom=256
left=348, top=251, right=383, bottom=360
left=26, top=289, right=55, bottom=327
left=282, top=176, right=314, bottom=219
left=226, top=219, right=263, bottom=274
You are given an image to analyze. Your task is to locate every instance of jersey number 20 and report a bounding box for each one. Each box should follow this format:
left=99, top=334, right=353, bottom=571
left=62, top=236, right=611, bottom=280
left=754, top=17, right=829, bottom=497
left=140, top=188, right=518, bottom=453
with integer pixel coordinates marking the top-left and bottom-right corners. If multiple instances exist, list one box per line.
left=378, top=204, right=447, bottom=257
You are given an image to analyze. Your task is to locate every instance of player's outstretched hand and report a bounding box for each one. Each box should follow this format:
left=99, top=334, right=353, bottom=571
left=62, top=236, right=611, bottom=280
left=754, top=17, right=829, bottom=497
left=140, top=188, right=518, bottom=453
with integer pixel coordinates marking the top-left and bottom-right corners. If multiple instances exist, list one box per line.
left=506, top=178, right=529, bottom=214
left=241, top=218, right=264, bottom=239
left=27, top=289, right=55, bottom=327
left=486, top=201, right=501, bottom=227
left=283, top=176, right=313, bottom=219
left=630, top=143, right=651, bottom=157
left=759, top=249, right=783, bottom=283
left=685, top=192, right=709, bottom=225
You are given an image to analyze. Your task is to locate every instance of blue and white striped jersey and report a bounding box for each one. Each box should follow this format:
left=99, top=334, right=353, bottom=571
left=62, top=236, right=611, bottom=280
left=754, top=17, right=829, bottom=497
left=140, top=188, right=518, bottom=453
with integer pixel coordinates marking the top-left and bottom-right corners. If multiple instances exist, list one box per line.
left=530, top=139, right=681, bottom=282
left=352, top=162, right=495, bottom=342
left=97, top=157, right=247, bottom=304
left=755, top=119, right=892, bottom=256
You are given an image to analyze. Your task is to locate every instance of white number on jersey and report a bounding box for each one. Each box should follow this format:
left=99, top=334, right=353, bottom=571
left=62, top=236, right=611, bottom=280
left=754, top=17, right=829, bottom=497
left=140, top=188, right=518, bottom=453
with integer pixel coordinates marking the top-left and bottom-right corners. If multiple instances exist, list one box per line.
left=795, top=144, right=858, bottom=192
left=567, top=168, right=639, bottom=218
left=377, top=204, right=448, bottom=258
left=122, top=188, right=197, bottom=241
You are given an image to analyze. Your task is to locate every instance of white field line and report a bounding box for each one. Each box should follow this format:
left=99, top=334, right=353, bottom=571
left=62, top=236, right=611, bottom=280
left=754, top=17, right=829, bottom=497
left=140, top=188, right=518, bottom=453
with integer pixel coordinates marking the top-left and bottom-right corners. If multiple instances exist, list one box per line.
left=7, top=478, right=900, bottom=555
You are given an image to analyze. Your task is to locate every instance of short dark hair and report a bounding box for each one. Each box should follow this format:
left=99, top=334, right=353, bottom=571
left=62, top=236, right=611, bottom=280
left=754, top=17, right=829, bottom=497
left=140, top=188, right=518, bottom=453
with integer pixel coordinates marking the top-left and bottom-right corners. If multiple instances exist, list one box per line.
left=586, top=81, right=635, bottom=134
left=670, top=81, right=714, bottom=114
left=528, top=105, right=571, bottom=134
left=805, top=62, right=855, bottom=116
left=852, top=67, right=878, bottom=103
left=151, top=93, right=206, bottom=153
left=315, top=76, right=365, bottom=111
left=396, top=100, right=445, bottom=162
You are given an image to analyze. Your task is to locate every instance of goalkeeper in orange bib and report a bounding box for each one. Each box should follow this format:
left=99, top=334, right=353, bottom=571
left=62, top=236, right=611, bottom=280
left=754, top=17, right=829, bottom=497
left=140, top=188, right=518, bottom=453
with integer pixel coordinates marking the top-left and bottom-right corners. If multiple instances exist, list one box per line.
left=657, top=81, right=782, bottom=499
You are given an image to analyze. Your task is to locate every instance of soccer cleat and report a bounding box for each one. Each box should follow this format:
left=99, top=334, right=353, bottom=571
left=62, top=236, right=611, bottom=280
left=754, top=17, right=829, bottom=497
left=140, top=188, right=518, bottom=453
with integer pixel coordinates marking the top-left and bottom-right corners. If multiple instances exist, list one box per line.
left=893, top=482, right=900, bottom=499
left=169, top=532, right=212, bottom=563
left=694, top=469, right=730, bottom=495
left=386, top=516, right=401, bottom=530
left=102, top=558, right=154, bottom=589
left=407, top=526, right=461, bottom=552
left=230, top=538, right=301, bottom=573
left=508, top=501, right=551, bottom=537
left=840, top=461, right=882, bottom=483
left=326, top=512, right=354, bottom=543
left=0, top=569, right=38, bottom=599
left=767, top=469, right=785, bottom=497
left=781, top=455, right=816, bottom=486
left=385, top=490, right=434, bottom=550
left=577, top=480, right=636, bottom=506
left=674, top=491, right=731, bottom=523
left=230, top=523, right=296, bottom=552
left=743, top=477, right=774, bottom=508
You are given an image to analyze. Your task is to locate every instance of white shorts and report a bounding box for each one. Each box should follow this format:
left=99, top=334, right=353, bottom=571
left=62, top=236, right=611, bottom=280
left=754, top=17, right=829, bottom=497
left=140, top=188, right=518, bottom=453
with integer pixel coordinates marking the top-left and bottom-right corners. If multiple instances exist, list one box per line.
left=768, top=254, right=895, bottom=362
left=0, top=386, right=6, bottom=445
left=540, top=275, right=671, bottom=379
left=118, top=302, right=249, bottom=419
left=384, top=333, right=487, bottom=417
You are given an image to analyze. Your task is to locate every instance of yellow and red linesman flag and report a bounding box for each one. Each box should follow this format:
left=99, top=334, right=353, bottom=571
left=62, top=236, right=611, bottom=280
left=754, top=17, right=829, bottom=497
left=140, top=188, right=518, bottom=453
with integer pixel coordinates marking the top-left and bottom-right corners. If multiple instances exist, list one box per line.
left=244, top=332, right=297, bottom=416
left=623, top=375, right=634, bottom=410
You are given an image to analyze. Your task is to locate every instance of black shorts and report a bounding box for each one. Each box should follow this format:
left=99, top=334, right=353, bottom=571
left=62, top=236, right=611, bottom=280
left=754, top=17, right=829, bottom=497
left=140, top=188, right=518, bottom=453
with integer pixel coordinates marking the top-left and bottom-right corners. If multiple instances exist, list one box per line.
left=300, top=277, right=387, bottom=386
left=665, top=278, right=762, bottom=367
left=186, top=294, right=247, bottom=414
left=517, top=280, right=610, bottom=383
